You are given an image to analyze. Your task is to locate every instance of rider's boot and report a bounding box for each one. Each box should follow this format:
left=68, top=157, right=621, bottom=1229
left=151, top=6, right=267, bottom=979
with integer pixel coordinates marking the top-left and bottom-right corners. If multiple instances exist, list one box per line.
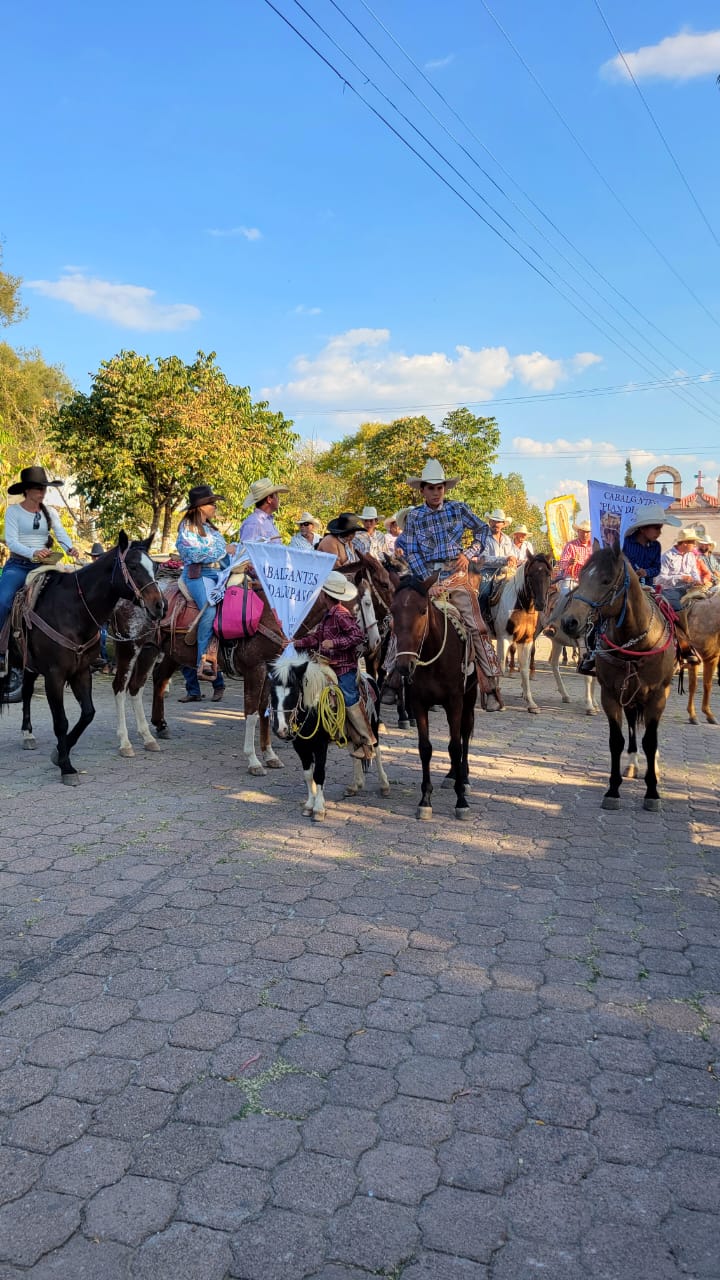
left=577, top=623, right=597, bottom=674
left=345, top=702, right=377, bottom=760
left=674, top=612, right=701, bottom=666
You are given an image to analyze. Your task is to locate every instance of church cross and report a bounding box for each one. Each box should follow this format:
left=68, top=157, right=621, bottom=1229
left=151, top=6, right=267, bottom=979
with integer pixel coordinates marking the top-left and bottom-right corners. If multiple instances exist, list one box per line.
left=694, top=469, right=703, bottom=490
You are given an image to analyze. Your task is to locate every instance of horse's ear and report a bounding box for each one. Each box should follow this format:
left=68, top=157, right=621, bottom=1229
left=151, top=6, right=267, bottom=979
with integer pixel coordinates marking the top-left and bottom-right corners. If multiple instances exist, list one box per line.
left=140, top=535, right=153, bottom=552
left=118, top=530, right=129, bottom=552
left=612, top=537, right=623, bottom=560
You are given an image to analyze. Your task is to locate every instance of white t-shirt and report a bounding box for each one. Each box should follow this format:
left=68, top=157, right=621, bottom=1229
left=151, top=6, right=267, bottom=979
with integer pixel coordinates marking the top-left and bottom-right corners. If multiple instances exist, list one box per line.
left=3, top=503, right=73, bottom=560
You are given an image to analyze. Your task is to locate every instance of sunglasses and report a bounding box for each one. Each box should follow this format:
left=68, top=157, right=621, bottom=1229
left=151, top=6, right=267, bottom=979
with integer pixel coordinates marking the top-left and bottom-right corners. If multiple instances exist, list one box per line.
left=33, top=512, right=41, bottom=530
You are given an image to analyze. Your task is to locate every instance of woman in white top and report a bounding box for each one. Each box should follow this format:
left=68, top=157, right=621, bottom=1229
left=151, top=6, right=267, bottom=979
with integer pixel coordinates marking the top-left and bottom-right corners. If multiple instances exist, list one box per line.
left=0, top=466, right=78, bottom=674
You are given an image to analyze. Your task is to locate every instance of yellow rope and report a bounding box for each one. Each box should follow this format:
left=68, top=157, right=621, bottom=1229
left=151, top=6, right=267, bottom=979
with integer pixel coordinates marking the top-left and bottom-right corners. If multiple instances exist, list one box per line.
left=293, top=684, right=349, bottom=746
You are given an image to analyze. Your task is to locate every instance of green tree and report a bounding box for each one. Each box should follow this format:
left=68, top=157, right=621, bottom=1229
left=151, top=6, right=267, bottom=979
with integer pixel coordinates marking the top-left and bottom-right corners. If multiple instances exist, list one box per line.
left=0, top=244, right=27, bottom=327
left=52, top=351, right=298, bottom=549
left=624, top=458, right=636, bottom=488
left=491, top=471, right=546, bottom=547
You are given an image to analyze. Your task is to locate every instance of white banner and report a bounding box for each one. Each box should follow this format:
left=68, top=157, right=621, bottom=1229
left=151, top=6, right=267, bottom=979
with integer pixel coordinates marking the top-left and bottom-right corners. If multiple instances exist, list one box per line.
left=587, top=481, right=676, bottom=550
left=245, top=544, right=336, bottom=641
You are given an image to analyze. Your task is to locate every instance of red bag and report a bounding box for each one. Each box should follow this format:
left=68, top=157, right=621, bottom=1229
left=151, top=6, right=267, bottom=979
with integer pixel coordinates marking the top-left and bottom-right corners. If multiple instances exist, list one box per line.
left=213, top=585, right=264, bottom=639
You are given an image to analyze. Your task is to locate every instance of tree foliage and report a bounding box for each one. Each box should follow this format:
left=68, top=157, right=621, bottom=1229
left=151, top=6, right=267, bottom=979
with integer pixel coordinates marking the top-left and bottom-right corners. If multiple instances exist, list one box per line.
left=0, top=245, right=27, bottom=328
left=52, top=351, right=298, bottom=549
left=624, top=458, right=637, bottom=489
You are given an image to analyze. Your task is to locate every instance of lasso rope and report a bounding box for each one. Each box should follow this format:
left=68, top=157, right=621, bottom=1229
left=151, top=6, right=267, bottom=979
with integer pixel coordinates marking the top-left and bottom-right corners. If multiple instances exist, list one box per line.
left=292, top=684, right=348, bottom=746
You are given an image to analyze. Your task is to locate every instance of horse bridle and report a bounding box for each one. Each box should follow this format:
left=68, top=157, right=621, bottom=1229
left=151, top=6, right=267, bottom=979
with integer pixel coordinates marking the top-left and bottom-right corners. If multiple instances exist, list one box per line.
left=573, top=560, right=630, bottom=625
left=394, top=592, right=449, bottom=670
left=75, top=546, right=158, bottom=636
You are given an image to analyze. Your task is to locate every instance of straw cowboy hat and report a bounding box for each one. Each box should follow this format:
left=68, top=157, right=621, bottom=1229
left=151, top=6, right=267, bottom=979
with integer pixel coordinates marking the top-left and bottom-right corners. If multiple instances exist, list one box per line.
left=574, top=519, right=592, bottom=532
left=384, top=514, right=399, bottom=530
left=484, top=508, right=511, bottom=524
left=407, top=459, right=459, bottom=491
left=296, top=512, right=322, bottom=530
left=625, top=503, right=682, bottom=538
left=322, top=570, right=358, bottom=603
left=327, top=513, right=364, bottom=536
left=359, top=506, right=379, bottom=521
left=8, top=466, right=64, bottom=495
left=242, top=478, right=290, bottom=508
left=676, top=527, right=701, bottom=544
left=187, top=484, right=223, bottom=508
left=394, top=507, right=414, bottom=531
left=700, top=538, right=717, bottom=550
left=512, top=524, right=530, bottom=536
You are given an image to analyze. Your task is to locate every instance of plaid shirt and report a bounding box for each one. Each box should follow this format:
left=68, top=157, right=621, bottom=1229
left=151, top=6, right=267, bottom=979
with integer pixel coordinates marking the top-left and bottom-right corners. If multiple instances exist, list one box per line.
left=555, top=537, right=592, bottom=582
left=397, top=500, right=488, bottom=579
left=293, top=603, right=364, bottom=676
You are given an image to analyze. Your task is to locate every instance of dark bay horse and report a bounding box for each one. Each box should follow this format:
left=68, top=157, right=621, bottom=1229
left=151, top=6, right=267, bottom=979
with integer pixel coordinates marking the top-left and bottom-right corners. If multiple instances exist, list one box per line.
left=390, top=576, right=477, bottom=821
left=561, top=544, right=675, bottom=810
left=0, top=535, right=164, bottom=784
left=489, top=554, right=552, bottom=714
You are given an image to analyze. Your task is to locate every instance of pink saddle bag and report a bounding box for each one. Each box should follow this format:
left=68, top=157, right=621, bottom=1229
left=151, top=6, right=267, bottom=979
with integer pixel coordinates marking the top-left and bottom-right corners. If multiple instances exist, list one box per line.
left=213, top=586, right=264, bottom=640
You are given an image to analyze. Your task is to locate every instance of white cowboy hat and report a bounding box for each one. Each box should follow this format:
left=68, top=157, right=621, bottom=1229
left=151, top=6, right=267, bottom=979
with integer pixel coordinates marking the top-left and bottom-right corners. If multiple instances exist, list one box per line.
left=323, top=570, right=358, bottom=602
left=484, top=508, right=511, bottom=524
left=574, top=519, right=592, bottom=532
left=512, top=524, right=529, bottom=536
left=384, top=515, right=398, bottom=530
left=700, top=538, right=716, bottom=550
left=407, top=459, right=459, bottom=491
left=677, top=527, right=700, bottom=544
left=359, top=506, right=378, bottom=521
left=625, top=503, right=682, bottom=538
left=242, top=477, right=290, bottom=508
left=296, top=512, right=322, bottom=529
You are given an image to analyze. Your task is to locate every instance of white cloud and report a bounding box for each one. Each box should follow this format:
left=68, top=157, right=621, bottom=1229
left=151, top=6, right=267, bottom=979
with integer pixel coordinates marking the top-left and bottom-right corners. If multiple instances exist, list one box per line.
left=424, top=54, right=454, bottom=70
left=264, top=328, right=602, bottom=412
left=207, top=225, right=262, bottom=240
left=293, top=304, right=322, bottom=316
left=27, top=272, right=200, bottom=331
left=601, top=28, right=720, bottom=82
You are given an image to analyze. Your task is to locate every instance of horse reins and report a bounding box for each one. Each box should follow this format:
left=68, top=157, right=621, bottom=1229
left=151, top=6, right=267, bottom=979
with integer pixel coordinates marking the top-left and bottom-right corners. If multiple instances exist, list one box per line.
left=394, top=596, right=449, bottom=668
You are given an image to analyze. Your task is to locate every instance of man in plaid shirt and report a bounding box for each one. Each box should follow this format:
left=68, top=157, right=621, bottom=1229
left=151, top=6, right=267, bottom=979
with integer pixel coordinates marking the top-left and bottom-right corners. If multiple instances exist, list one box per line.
left=397, top=460, right=503, bottom=710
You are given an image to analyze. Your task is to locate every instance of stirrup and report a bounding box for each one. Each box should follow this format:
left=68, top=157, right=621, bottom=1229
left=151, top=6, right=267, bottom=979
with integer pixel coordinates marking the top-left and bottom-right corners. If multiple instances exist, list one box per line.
left=577, top=653, right=596, bottom=675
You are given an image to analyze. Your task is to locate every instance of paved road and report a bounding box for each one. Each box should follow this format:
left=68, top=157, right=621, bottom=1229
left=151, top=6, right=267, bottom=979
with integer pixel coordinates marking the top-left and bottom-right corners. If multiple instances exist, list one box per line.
left=0, top=658, right=718, bottom=1279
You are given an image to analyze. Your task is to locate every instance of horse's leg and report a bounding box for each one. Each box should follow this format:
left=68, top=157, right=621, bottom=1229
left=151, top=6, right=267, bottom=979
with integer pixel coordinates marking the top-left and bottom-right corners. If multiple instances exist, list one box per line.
left=21, top=671, right=38, bottom=750
left=624, top=707, right=639, bottom=779
left=345, top=751, right=365, bottom=797
left=529, top=640, right=536, bottom=678
left=151, top=652, right=176, bottom=740
left=296, top=743, right=317, bottom=816
left=415, top=704, right=433, bottom=820
left=460, top=685, right=475, bottom=795
left=374, top=742, right=390, bottom=797
left=701, top=659, right=717, bottom=725
left=518, top=641, right=539, bottom=713
left=130, top=649, right=160, bottom=752
left=600, top=692, right=625, bottom=810
left=311, top=736, right=328, bottom=822
left=397, top=678, right=411, bottom=730
left=259, top=674, right=283, bottom=769
left=641, top=697, right=669, bottom=810
left=64, top=667, right=96, bottom=756
left=242, top=666, right=266, bottom=775
left=46, top=669, right=88, bottom=786
left=686, top=662, right=698, bottom=724
left=445, top=699, right=469, bottom=820
left=585, top=675, right=599, bottom=716
left=550, top=640, right=571, bottom=704
left=113, top=644, right=137, bottom=757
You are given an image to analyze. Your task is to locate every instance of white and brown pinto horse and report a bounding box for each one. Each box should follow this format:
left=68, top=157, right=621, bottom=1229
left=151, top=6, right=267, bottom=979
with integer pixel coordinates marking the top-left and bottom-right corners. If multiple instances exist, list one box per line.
left=542, top=582, right=600, bottom=716
left=561, top=544, right=675, bottom=810
left=489, top=554, right=553, bottom=713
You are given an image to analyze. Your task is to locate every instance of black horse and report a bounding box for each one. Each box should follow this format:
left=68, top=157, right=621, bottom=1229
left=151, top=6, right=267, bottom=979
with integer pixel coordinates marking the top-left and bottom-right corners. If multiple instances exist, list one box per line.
left=0, top=534, right=165, bottom=784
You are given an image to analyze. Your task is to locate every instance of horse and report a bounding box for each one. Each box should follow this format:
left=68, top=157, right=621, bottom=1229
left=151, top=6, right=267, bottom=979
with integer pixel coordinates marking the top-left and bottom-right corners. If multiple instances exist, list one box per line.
left=111, top=580, right=325, bottom=774
left=390, top=576, right=476, bottom=821
left=561, top=543, right=675, bottom=811
left=489, top=555, right=552, bottom=714
left=542, top=583, right=600, bottom=716
left=0, top=534, right=165, bottom=784
left=681, top=589, right=720, bottom=724
left=269, top=654, right=389, bottom=822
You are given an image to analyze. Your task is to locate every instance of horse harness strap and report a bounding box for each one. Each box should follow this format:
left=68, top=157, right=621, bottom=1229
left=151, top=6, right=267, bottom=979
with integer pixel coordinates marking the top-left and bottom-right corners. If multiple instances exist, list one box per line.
left=25, top=607, right=99, bottom=660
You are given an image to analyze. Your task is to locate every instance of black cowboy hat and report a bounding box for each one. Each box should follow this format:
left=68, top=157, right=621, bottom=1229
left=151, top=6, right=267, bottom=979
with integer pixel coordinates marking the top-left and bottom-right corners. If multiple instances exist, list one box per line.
left=327, top=513, right=364, bottom=536
left=8, top=466, right=64, bottom=495
left=90, top=542, right=105, bottom=557
left=187, top=484, right=224, bottom=508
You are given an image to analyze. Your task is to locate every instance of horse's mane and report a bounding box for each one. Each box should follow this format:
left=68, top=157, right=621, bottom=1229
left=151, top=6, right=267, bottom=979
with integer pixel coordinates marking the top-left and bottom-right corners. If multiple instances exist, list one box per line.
left=398, top=575, right=427, bottom=596
left=271, top=653, right=306, bottom=683
left=271, top=653, right=335, bottom=709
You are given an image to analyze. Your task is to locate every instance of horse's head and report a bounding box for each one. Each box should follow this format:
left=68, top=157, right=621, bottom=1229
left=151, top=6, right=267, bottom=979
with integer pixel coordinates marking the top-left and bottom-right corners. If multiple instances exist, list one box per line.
left=113, top=533, right=166, bottom=620
left=390, top=577, right=429, bottom=679
left=562, top=543, right=625, bottom=638
left=525, top=554, right=553, bottom=612
left=269, top=653, right=308, bottom=739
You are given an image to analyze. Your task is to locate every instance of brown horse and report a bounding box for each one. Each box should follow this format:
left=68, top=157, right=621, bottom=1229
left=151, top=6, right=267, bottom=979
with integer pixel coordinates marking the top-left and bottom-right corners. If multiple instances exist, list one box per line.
left=682, top=590, right=720, bottom=724
left=112, top=582, right=324, bottom=774
left=390, top=576, right=476, bottom=821
left=562, top=544, right=675, bottom=810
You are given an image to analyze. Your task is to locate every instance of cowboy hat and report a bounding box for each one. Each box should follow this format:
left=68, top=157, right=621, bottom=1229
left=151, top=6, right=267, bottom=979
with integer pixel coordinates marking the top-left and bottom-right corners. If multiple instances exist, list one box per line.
left=359, top=506, right=379, bottom=521
left=407, top=459, right=459, bottom=491
left=322, top=570, right=358, bottom=602
left=676, top=527, right=701, bottom=544
left=574, top=519, right=592, bottom=533
left=484, top=508, right=511, bottom=524
left=296, top=512, right=322, bottom=530
left=8, top=466, right=64, bottom=495
left=327, top=513, right=364, bottom=536
left=187, top=484, right=224, bottom=508
left=394, top=506, right=413, bottom=531
left=242, top=478, right=290, bottom=508
left=625, top=503, right=682, bottom=538
left=699, top=538, right=716, bottom=550
left=384, top=515, right=399, bottom=529
left=512, top=524, right=529, bottom=536
left=89, top=542, right=105, bottom=557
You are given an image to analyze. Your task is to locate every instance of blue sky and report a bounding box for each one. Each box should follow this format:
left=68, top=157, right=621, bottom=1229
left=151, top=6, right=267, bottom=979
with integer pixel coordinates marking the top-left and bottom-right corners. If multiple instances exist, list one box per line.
left=5, top=0, right=720, bottom=514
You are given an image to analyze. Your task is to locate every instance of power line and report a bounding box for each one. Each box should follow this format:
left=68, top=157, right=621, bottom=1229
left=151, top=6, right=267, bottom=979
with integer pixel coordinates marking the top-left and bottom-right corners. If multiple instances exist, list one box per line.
left=592, top=0, right=720, bottom=254
left=479, top=0, right=720, bottom=335
left=265, top=0, right=720, bottom=427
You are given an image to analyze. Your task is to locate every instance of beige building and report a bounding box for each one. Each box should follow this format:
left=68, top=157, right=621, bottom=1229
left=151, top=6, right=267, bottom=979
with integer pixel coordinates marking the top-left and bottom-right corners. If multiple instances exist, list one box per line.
left=646, top=466, right=720, bottom=551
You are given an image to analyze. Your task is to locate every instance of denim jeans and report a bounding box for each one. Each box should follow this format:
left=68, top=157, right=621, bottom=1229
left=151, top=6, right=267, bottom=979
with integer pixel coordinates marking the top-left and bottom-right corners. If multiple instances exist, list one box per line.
left=182, top=568, right=218, bottom=665
left=181, top=665, right=225, bottom=697
left=337, top=670, right=359, bottom=707
left=0, top=559, right=32, bottom=638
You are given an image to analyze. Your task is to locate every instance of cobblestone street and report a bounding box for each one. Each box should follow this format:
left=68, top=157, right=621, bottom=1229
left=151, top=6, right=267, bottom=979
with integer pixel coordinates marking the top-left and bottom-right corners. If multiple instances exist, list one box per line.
left=0, top=656, right=718, bottom=1279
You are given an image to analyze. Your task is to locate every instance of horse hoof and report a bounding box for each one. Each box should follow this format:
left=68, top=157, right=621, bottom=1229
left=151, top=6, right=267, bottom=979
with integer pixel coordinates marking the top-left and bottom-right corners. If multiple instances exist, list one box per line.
left=380, top=787, right=390, bottom=798
left=416, top=807, right=432, bottom=821
left=398, top=720, right=410, bottom=730
left=643, top=797, right=661, bottom=812
left=119, top=746, right=135, bottom=758
left=156, top=728, right=171, bottom=740
left=707, top=716, right=718, bottom=726
left=61, top=773, right=81, bottom=787
left=624, top=766, right=637, bottom=780
left=688, top=716, right=698, bottom=725
left=311, top=810, right=326, bottom=822
left=601, top=796, right=621, bottom=811
left=440, top=776, right=455, bottom=790
left=344, top=787, right=359, bottom=797
left=409, top=719, right=417, bottom=728
left=22, top=739, right=37, bottom=751
left=143, top=740, right=160, bottom=752
left=302, top=806, right=313, bottom=816
left=586, top=708, right=596, bottom=716
left=248, top=766, right=266, bottom=777
left=50, top=749, right=59, bottom=766
left=455, top=807, right=470, bottom=821
left=528, top=705, right=540, bottom=715
left=265, top=758, right=283, bottom=769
